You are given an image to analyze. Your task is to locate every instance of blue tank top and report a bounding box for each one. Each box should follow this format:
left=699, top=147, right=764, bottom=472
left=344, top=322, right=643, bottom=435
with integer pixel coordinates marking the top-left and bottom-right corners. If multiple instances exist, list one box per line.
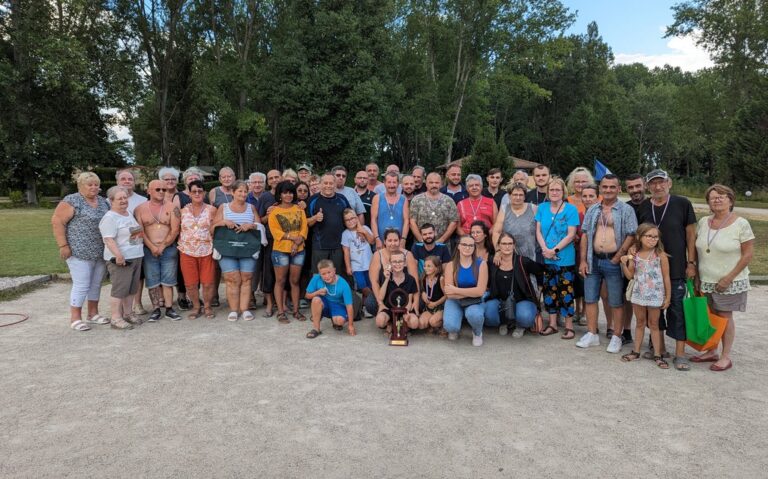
left=457, top=258, right=483, bottom=288
left=376, top=193, right=406, bottom=240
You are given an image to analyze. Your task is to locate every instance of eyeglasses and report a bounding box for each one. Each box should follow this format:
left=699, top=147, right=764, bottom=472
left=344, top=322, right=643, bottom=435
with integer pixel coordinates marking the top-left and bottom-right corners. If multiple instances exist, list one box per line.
left=163, top=178, right=177, bottom=182
left=642, top=234, right=659, bottom=239
left=335, top=173, right=347, bottom=178
left=390, top=260, right=405, bottom=264
left=459, top=243, right=475, bottom=248
left=190, top=189, right=204, bottom=194
left=154, top=188, right=167, bottom=192
left=344, top=217, right=357, bottom=222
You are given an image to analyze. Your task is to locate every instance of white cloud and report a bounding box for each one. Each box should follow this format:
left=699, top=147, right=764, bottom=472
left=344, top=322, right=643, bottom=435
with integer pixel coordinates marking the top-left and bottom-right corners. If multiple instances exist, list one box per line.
left=614, top=35, right=715, bottom=72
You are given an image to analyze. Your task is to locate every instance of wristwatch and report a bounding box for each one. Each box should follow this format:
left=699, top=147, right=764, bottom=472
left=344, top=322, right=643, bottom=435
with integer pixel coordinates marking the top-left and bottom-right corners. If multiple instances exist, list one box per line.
left=687, top=260, right=697, bottom=266
left=554, top=248, right=560, bottom=254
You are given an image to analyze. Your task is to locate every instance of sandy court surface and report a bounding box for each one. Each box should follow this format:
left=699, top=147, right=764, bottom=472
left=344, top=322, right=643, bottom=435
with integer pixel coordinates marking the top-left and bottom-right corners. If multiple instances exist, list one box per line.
left=1, top=281, right=767, bottom=478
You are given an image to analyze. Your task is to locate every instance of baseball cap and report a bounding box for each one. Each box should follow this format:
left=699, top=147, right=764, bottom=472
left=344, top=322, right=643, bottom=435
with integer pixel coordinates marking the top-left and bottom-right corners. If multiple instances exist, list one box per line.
left=297, top=164, right=312, bottom=172
left=645, top=169, right=669, bottom=182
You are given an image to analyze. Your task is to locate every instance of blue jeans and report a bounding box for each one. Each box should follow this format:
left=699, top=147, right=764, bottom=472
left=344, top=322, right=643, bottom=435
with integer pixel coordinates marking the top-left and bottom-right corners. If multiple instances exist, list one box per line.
left=143, top=244, right=178, bottom=289
left=443, top=298, right=485, bottom=335
left=483, top=299, right=539, bottom=328
left=584, top=257, right=624, bottom=307
left=219, top=256, right=256, bottom=273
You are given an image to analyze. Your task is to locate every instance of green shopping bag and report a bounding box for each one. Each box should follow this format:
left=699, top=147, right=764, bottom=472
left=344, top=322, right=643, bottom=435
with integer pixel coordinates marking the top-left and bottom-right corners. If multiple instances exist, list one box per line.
left=683, top=279, right=715, bottom=344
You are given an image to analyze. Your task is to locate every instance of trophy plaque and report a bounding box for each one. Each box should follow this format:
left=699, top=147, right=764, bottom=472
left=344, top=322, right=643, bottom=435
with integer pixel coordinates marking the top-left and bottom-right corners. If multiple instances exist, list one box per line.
left=388, top=288, right=409, bottom=346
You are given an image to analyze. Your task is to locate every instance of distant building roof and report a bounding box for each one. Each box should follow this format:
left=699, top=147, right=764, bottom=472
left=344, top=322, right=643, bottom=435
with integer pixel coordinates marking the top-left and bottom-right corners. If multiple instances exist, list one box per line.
left=436, top=156, right=540, bottom=172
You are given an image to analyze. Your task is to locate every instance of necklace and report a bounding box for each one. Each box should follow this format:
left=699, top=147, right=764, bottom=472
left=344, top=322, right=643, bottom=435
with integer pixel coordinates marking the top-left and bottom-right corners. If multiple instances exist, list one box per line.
left=651, top=195, right=670, bottom=226
left=706, top=212, right=733, bottom=254
left=190, top=204, right=205, bottom=230
left=599, top=204, right=612, bottom=245
left=149, top=201, right=164, bottom=229
left=323, top=280, right=337, bottom=296
left=425, top=276, right=436, bottom=301
left=466, top=197, right=482, bottom=221
left=425, top=194, right=441, bottom=216
left=549, top=201, right=564, bottom=222
left=385, top=194, right=399, bottom=220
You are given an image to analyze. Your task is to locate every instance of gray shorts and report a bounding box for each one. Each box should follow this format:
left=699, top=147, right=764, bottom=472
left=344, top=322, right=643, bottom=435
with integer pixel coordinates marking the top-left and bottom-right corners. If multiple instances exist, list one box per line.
left=108, top=259, right=143, bottom=298
left=707, top=291, right=748, bottom=312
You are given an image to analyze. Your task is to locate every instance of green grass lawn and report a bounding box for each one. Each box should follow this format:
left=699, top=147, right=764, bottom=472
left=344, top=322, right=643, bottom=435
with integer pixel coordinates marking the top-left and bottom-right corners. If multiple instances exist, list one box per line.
left=0, top=209, right=69, bottom=277
left=0, top=208, right=766, bottom=277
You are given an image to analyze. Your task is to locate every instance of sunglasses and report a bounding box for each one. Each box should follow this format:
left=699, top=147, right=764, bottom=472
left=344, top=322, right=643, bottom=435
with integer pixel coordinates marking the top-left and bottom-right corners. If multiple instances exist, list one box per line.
left=154, top=188, right=167, bottom=192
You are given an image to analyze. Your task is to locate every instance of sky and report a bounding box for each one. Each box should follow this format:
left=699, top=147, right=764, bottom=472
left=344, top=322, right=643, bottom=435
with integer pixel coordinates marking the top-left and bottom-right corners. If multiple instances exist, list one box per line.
left=561, top=0, right=714, bottom=71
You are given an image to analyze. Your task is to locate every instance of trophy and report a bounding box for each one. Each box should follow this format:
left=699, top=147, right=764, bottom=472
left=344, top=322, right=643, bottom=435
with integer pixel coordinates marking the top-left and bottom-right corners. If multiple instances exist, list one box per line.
left=388, top=288, right=409, bottom=346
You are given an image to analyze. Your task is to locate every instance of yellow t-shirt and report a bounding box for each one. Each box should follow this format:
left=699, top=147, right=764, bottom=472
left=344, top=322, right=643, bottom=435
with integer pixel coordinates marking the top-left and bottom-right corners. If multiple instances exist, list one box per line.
left=268, top=205, right=308, bottom=254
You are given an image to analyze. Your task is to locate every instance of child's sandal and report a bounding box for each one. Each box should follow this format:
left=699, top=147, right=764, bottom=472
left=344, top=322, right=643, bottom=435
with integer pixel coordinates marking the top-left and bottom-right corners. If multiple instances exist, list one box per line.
left=621, top=351, right=641, bottom=362
left=654, top=355, right=670, bottom=369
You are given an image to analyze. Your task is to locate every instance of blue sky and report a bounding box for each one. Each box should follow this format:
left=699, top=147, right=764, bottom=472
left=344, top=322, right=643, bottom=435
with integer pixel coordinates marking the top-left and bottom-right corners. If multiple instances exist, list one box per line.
left=561, top=0, right=713, bottom=71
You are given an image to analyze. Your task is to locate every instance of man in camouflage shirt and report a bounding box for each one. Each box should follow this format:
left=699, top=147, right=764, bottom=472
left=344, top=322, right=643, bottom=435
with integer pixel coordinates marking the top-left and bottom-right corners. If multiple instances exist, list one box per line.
left=409, top=172, right=458, bottom=245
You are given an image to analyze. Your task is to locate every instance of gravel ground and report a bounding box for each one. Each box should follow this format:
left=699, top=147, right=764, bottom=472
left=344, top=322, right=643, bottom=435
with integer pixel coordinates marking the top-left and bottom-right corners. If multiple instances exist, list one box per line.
left=1, top=281, right=767, bottom=478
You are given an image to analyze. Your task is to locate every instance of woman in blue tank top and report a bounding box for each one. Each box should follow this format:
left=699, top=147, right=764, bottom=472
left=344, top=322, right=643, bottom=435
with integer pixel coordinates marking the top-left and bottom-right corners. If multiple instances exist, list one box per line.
left=443, top=235, right=489, bottom=346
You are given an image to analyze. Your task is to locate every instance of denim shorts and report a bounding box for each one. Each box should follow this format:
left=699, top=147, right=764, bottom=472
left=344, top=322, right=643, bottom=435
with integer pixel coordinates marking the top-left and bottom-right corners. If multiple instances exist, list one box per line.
left=271, top=250, right=305, bottom=267
left=143, top=244, right=178, bottom=289
left=584, top=257, right=624, bottom=307
left=219, top=256, right=256, bottom=273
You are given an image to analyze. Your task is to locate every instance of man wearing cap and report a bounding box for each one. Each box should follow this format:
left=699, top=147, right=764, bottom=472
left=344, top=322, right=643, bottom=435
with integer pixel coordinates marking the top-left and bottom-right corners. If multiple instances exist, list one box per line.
left=637, top=169, right=697, bottom=371
left=297, top=164, right=312, bottom=184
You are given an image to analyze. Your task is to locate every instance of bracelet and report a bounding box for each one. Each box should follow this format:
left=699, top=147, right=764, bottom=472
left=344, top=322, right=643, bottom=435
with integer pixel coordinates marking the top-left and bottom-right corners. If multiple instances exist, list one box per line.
left=59, top=244, right=69, bottom=248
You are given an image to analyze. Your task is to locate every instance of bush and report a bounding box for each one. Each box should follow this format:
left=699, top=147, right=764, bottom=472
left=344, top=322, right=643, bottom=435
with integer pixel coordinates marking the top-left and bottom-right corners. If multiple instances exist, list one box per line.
left=8, top=190, right=25, bottom=206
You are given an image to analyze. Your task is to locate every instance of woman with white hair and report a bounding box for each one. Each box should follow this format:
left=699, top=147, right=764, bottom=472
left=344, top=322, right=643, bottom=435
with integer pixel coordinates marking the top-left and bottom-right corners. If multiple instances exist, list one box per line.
left=158, top=167, right=181, bottom=202
left=456, top=174, right=497, bottom=234
left=100, top=186, right=145, bottom=329
left=51, top=172, right=111, bottom=331
left=173, top=167, right=208, bottom=210
left=209, top=166, right=236, bottom=207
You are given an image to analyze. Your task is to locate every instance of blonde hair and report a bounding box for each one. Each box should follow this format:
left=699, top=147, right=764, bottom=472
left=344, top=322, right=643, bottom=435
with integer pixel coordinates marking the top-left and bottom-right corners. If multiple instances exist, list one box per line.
left=705, top=184, right=736, bottom=212
left=76, top=172, right=100, bottom=188
left=283, top=168, right=298, bottom=180
left=546, top=177, right=567, bottom=198
left=566, top=167, right=595, bottom=194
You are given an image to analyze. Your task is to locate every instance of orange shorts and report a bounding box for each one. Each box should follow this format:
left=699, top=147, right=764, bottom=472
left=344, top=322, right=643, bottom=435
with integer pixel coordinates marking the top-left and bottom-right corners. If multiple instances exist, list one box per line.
left=179, top=252, right=215, bottom=286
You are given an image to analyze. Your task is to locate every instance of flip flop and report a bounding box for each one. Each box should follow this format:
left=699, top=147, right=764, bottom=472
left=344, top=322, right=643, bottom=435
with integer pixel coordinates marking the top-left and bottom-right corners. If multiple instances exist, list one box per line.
left=710, top=360, right=732, bottom=372
left=673, top=356, right=690, bottom=372
left=306, top=329, right=322, bottom=339
left=262, top=307, right=274, bottom=318
left=539, top=326, right=558, bottom=336
left=691, top=354, right=719, bottom=363
left=204, top=308, right=216, bottom=319
left=560, top=328, right=575, bottom=340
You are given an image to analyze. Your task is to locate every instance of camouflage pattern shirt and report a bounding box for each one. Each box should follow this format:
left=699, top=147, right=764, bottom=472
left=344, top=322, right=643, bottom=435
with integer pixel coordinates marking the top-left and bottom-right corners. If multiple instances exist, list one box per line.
left=409, top=193, right=459, bottom=240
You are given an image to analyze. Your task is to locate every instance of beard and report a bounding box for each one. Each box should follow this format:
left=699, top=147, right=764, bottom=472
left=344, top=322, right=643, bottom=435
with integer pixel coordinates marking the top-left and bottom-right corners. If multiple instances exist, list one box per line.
left=423, top=236, right=435, bottom=245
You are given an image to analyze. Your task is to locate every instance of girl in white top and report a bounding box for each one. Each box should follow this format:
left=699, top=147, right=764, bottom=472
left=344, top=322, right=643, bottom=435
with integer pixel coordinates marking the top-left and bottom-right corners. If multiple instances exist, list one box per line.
left=693, top=184, right=755, bottom=372
left=341, top=208, right=375, bottom=311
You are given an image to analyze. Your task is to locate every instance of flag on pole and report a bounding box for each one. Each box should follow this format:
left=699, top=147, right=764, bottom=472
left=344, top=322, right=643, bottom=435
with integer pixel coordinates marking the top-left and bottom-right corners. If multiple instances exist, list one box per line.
left=594, top=159, right=612, bottom=181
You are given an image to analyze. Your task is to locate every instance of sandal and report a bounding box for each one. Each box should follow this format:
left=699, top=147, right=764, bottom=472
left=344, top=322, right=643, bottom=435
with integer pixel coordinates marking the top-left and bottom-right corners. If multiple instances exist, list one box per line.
left=539, top=325, right=558, bottom=336
left=306, top=329, right=322, bottom=339
left=70, top=320, right=91, bottom=331
left=622, top=351, right=641, bottom=362
left=277, top=312, right=290, bottom=324
left=654, top=355, right=670, bottom=369
left=333, top=324, right=344, bottom=331
left=187, top=310, right=202, bottom=320
left=242, top=311, right=255, bottom=321
left=673, top=356, right=690, bottom=371
left=560, top=328, right=575, bottom=340
left=111, top=318, right=134, bottom=330
left=262, top=307, right=274, bottom=318
left=204, top=307, right=216, bottom=319
left=691, top=354, right=719, bottom=363
left=85, top=314, right=110, bottom=325
left=293, top=311, right=306, bottom=321
left=227, top=311, right=239, bottom=322
left=643, top=351, right=671, bottom=360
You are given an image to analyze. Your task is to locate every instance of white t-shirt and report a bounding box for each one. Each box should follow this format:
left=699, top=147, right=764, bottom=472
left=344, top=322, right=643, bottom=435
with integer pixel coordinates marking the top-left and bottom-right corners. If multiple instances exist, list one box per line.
left=127, top=192, right=147, bottom=215
left=99, top=210, right=145, bottom=260
left=341, top=226, right=373, bottom=272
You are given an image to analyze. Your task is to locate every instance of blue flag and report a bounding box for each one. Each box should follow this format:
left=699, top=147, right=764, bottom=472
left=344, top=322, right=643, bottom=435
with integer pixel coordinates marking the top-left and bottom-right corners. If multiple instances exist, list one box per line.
left=594, top=159, right=612, bottom=181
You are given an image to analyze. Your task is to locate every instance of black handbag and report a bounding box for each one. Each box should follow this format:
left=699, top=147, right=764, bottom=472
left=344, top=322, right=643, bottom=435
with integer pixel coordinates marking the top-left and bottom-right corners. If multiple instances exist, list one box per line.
left=500, top=290, right=516, bottom=322
left=458, top=297, right=482, bottom=308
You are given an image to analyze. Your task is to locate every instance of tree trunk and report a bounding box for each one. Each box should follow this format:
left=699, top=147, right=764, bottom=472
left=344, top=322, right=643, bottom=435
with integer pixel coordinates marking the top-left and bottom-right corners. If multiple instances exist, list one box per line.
left=25, top=174, right=38, bottom=205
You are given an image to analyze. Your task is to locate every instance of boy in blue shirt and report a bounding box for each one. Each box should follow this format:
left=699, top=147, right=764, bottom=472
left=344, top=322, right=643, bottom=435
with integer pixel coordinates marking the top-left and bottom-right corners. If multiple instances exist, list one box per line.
left=305, top=260, right=356, bottom=338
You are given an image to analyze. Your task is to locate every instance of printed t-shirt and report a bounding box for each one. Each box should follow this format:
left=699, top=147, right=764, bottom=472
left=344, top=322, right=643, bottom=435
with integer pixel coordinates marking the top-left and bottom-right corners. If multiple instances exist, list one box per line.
left=409, top=193, right=458, bottom=240
left=341, top=227, right=374, bottom=272
left=268, top=205, right=308, bottom=254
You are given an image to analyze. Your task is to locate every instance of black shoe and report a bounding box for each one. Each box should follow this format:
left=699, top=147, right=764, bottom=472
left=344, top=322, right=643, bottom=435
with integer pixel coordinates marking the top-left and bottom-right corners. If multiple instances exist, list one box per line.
left=165, top=308, right=182, bottom=321
left=211, top=297, right=220, bottom=308
left=148, top=308, right=162, bottom=322
left=177, top=297, right=192, bottom=311
left=622, top=330, right=633, bottom=345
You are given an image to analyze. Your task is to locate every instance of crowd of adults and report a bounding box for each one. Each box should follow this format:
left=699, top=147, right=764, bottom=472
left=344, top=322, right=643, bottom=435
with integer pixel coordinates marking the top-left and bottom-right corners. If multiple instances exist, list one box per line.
left=51, top=161, right=754, bottom=372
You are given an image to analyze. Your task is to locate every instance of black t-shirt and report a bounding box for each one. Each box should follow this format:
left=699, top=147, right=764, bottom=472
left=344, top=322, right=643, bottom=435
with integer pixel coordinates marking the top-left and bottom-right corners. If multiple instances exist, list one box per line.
left=411, top=242, right=452, bottom=270
left=637, top=195, right=696, bottom=280
left=383, top=273, right=418, bottom=308
left=257, top=191, right=277, bottom=240
left=626, top=199, right=643, bottom=222
left=358, top=189, right=375, bottom=227
left=307, top=193, right=351, bottom=250
left=482, top=188, right=505, bottom=209
left=525, top=189, right=547, bottom=205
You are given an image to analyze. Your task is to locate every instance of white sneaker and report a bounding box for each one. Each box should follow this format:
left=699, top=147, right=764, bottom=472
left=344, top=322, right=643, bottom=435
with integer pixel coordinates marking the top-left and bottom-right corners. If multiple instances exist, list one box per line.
left=512, top=327, right=525, bottom=339
left=576, top=332, right=600, bottom=348
left=447, top=332, right=459, bottom=341
left=499, top=325, right=508, bottom=336
left=577, top=315, right=587, bottom=326
left=606, top=335, right=623, bottom=353
left=472, top=333, right=483, bottom=347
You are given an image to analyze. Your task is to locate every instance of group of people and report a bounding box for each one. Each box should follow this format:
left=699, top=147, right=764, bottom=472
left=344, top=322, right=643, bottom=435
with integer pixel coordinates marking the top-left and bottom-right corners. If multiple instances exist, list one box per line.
left=52, top=162, right=754, bottom=372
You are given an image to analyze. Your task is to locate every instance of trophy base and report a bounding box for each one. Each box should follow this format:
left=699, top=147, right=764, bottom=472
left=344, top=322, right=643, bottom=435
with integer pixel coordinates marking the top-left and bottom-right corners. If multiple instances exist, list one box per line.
left=389, top=338, right=409, bottom=346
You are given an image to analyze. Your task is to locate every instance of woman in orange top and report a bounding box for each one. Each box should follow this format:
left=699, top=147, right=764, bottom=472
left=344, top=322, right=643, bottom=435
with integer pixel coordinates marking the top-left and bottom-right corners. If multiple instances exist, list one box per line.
left=268, top=181, right=309, bottom=323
